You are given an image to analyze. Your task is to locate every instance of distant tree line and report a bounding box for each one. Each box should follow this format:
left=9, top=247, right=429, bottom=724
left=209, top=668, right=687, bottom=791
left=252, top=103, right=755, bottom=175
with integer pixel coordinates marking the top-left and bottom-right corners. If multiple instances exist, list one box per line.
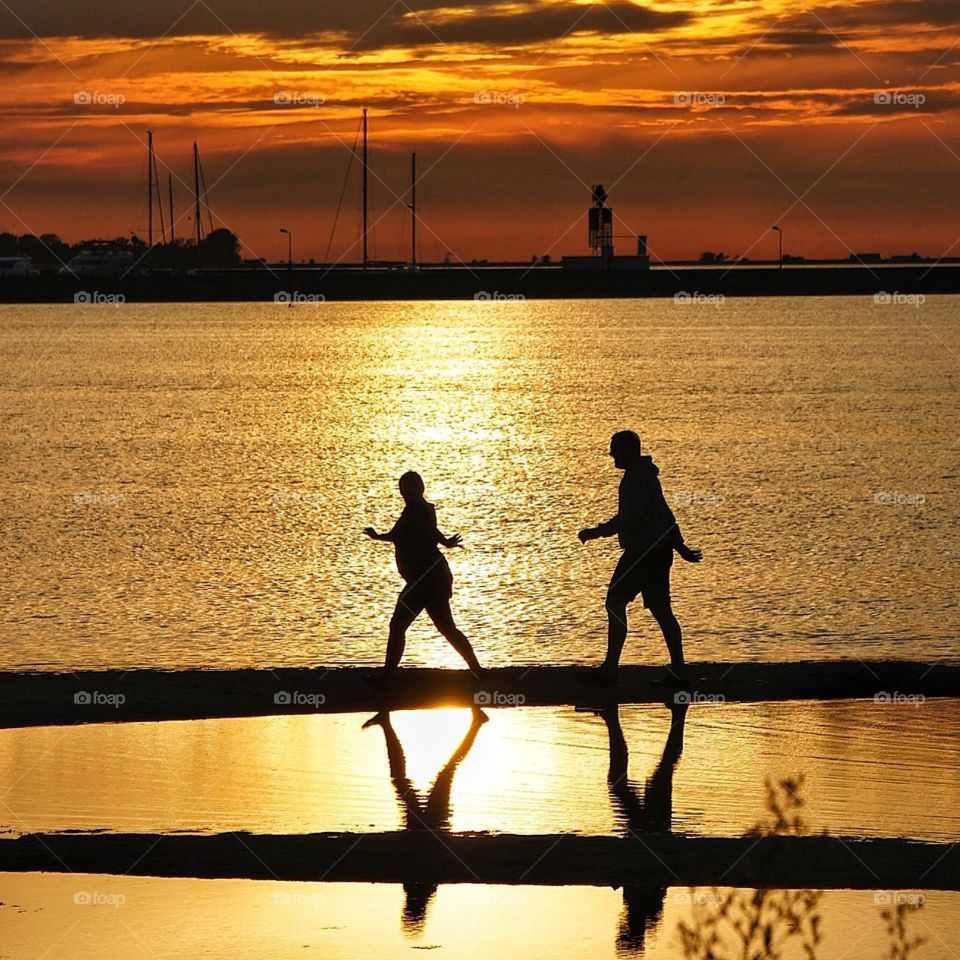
left=0, top=229, right=241, bottom=272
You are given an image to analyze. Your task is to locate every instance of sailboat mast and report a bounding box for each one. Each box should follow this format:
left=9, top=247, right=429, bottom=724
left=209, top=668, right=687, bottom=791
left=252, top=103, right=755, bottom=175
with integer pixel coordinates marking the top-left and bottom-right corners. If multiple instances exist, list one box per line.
left=410, top=152, right=417, bottom=269
left=168, top=174, right=175, bottom=244
left=193, top=142, right=202, bottom=249
left=362, top=108, right=368, bottom=269
left=147, top=130, right=154, bottom=247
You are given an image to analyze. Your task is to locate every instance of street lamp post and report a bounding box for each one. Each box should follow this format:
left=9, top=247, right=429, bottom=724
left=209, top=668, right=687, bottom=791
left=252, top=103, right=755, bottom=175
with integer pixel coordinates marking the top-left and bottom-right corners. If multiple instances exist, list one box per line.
left=279, top=227, right=292, bottom=267
left=771, top=225, right=782, bottom=269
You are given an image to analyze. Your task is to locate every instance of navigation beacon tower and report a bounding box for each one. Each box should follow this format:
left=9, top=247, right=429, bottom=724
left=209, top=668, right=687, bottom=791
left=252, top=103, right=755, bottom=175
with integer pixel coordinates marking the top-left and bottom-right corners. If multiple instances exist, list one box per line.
left=561, top=183, right=650, bottom=271
left=589, top=184, right=614, bottom=259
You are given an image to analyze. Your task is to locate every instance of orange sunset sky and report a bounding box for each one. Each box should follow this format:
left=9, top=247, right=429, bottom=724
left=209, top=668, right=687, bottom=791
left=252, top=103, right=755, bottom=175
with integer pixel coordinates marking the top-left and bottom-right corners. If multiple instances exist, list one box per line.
left=0, top=0, right=957, bottom=263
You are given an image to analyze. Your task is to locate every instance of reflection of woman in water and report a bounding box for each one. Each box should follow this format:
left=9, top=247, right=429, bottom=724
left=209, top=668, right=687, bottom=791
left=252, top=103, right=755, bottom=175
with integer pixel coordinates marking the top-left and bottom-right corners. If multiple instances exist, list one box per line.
left=363, top=707, right=488, bottom=935
left=596, top=702, right=688, bottom=956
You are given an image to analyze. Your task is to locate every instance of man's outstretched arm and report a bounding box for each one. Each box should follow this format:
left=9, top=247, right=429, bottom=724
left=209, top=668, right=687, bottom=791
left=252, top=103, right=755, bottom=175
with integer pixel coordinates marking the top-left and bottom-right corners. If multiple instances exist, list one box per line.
left=436, top=528, right=463, bottom=549
left=580, top=473, right=650, bottom=544
left=579, top=515, right=619, bottom=544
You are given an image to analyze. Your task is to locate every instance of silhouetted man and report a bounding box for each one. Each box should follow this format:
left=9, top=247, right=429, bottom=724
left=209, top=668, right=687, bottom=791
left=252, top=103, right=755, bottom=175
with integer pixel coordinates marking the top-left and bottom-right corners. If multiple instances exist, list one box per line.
left=365, top=471, right=483, bottom=688
left=578, top=431, right=702, bottom=686
left=363, top=707, right=488, bottom=934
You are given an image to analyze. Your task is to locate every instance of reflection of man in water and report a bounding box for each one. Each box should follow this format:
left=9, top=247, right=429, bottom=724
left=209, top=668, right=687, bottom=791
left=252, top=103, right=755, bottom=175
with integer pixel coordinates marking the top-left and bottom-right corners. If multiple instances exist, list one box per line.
left=365, top=471, right=483, bottom=689
left=363, top=707, right=488, bottom=935
left=594, top=702, right=688, bottom=955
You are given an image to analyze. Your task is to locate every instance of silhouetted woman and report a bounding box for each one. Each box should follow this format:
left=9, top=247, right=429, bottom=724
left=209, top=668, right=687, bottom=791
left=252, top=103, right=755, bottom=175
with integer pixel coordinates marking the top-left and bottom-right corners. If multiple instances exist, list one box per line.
left=365, top=471, right=483, bottom=688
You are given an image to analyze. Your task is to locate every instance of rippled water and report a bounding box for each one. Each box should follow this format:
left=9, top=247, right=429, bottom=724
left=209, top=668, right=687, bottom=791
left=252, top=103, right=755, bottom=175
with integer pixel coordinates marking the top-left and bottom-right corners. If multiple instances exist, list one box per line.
left=0, top=298, right=957, bottom=670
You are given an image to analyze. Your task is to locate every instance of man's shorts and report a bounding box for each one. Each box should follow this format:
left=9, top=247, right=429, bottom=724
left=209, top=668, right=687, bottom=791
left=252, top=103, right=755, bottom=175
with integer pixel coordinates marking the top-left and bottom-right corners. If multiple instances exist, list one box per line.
left=607, top=549, right=673, bottom=609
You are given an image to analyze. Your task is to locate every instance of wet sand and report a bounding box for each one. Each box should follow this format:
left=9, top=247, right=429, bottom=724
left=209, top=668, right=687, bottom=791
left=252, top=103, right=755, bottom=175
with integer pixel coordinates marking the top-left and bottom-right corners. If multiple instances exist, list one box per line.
left=0, top=660, right=955, bottom=728
left=1, top=830, right=957, bottom=890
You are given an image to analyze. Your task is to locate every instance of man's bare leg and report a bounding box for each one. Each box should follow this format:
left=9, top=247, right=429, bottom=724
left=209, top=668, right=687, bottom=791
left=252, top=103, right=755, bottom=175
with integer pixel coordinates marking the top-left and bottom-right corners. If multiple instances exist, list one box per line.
left=602, top=592, right=630, bottom=675
left=577, top=591, right=629, bottom=686
left=648, top=603, right=689, bottom=683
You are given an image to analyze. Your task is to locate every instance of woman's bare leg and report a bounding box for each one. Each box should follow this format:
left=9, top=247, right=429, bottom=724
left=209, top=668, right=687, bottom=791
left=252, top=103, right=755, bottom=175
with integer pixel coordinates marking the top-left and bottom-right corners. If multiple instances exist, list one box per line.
left=427, top=601, right=482, bottom=674
left=385, top=596, right=421, bottom=678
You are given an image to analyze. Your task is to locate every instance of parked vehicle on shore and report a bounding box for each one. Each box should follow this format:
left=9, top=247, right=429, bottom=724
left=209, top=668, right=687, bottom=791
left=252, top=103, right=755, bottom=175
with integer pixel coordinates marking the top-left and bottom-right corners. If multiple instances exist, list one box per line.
left=59, top=251, right=135, bottom=278
left=0, top=257, right=39, bottom=277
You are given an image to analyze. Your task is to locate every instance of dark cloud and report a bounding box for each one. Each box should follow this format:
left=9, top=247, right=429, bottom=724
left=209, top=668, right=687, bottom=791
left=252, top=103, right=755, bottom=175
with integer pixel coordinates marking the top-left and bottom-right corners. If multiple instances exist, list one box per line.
left=0, top=0, right=688, bottom=47
left=762, top=0, right=958, bottom=40
left=349, top=3, right=689, bottom=50
left=820, top=0, right=959, bottom=28
left=764, top=30, right=839, bottom=47
left=711, top=0, right=958, bottom=65
left=834, top=88, right=960, bottom=115
left=0, top=0, right=498, bottom=40
left=0, top=0, right=413, bottom=40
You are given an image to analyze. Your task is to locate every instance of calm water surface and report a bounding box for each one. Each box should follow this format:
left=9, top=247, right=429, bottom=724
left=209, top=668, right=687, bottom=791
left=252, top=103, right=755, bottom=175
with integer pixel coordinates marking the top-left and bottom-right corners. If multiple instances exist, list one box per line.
left=2, top=874, right=956, bottom=960
left=0, top=297, right=957, bottom=670
left=4, top=699, right=958, bottom=955
left=3, top=701, right=958, bottom=841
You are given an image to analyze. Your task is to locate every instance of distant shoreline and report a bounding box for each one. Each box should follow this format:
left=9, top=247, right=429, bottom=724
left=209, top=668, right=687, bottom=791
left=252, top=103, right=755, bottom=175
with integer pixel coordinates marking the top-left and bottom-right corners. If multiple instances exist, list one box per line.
left=1, top=263, right=958, bottom=303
